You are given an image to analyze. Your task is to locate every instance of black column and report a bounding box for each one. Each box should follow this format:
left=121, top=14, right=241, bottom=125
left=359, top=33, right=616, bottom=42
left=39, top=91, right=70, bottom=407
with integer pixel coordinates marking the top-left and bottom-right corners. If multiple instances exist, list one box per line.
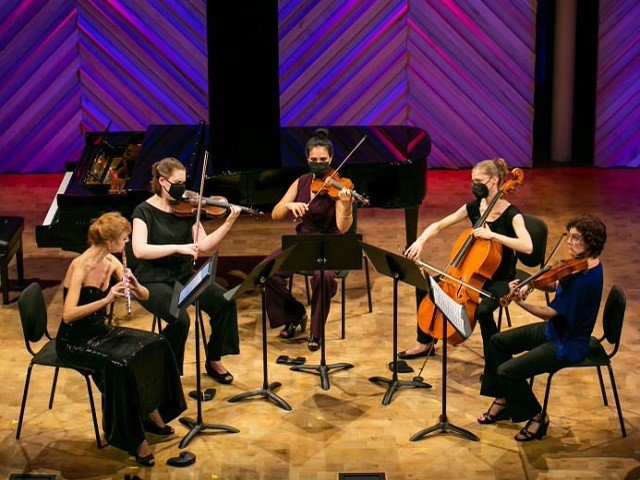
left=206, top=2, right=281, bottom=172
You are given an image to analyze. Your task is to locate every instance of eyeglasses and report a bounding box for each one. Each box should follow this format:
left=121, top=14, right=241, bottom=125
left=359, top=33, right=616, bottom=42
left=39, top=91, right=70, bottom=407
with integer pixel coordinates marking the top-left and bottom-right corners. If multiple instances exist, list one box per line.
left=567, top=234, right=583, bottom=243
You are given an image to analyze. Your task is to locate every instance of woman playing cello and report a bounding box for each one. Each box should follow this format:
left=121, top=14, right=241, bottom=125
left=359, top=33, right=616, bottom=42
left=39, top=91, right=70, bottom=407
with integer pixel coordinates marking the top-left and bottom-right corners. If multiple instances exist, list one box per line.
left=402, top=157, right=533, bottom=359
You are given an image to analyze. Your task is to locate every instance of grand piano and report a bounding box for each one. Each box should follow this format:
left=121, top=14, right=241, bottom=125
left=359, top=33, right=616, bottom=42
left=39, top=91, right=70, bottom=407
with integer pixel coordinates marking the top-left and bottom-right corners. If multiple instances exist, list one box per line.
left=36, top=124, right=430, bottom=253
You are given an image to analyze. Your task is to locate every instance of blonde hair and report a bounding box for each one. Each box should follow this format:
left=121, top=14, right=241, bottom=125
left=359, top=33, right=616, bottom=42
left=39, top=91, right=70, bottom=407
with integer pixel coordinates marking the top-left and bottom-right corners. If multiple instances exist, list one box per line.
left=473, top=157, right=509, bottom=184
left=151, top=157, right=185, bottom=195
left=87, top=212, right=131, bottom=246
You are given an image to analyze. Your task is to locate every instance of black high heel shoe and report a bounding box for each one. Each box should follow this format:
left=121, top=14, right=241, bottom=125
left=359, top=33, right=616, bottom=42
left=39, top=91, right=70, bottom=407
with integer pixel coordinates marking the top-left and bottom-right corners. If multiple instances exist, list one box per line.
left=205, top=361, right=234, bottom=384
left=515, top=415, right=549, bottom=441
left=477, top=399, right=510, bottom=424
left=307, top=335, right=321, bottom=352
left=143, top=419, right=174, bottom=436
left=130, top=448, right=155, bottom=467
left=278, top=314, right=308, bottom=339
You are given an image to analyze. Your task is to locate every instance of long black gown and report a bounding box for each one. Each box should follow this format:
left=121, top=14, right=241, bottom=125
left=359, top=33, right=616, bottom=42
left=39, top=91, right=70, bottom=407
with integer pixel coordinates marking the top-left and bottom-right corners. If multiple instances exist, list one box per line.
left=55, top=286, right=186, bottom=454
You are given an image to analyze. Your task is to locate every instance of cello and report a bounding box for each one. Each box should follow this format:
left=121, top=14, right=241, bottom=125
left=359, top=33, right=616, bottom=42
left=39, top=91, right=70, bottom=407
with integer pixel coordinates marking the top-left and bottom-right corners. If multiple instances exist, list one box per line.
left=417, top=168, right=524, bottom=344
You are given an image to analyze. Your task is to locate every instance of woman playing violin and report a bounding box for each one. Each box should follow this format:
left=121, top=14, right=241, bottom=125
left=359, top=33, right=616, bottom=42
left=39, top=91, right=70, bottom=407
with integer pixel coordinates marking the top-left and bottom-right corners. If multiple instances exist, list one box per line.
left=402, top=158, right=533, bottom=359
left=130, top=157, right=241, bottom=384
left=266, top=128, right=354, bottom=351
left=478, top=215, right=606, bottom=442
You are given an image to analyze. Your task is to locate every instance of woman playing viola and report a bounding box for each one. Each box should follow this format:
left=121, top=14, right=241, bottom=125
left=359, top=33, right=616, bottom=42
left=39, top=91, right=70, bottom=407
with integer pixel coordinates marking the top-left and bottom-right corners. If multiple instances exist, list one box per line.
left=402, top=158, right=533, bottom=359
left=478, top=215, right=606, bottom=441
left=266, top=128, right=354, bottom=351
left=56, top=212, right=185, bottom=466
left=130, top=157, right=242, bottom=383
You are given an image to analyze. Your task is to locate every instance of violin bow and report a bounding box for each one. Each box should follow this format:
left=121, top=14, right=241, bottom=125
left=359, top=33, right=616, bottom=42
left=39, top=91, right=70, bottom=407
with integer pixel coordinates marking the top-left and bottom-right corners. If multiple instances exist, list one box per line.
left=192, top=150, right=209, bottom=264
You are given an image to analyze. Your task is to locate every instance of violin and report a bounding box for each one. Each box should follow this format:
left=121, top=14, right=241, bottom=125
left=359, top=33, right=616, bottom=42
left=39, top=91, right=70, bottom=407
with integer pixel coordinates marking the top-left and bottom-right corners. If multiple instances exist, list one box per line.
left=310, top=168, right=370, bottom=206
left=171, top=190, right=264, bottom=218
left=499, top=257, right=589, bottom=306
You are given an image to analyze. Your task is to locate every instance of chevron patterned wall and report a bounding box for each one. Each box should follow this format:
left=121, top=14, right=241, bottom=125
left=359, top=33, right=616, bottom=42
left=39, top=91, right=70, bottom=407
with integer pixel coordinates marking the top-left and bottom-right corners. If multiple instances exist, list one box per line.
left=595, top=0, right=640, bottom=167
left=0, top=0, right=208, bottom=173
left=2, top=0, right=590, bottom=173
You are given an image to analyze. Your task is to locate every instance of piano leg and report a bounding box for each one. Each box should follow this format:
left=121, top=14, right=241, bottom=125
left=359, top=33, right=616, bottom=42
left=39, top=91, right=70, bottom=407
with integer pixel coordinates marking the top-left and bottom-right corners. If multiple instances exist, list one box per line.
left=404, top=205, right=425, bottom=309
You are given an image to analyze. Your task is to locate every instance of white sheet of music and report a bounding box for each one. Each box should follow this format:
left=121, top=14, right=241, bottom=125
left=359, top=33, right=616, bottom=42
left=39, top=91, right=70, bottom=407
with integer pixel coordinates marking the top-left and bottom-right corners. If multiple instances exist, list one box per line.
left=428, top=277, right=472, bottom=339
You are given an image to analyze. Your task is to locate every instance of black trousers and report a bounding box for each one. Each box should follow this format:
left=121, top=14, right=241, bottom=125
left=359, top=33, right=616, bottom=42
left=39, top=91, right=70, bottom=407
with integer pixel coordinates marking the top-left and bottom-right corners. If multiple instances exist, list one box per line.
left=139, top=282, right=240, bottom=374
left=416, top=280, right=511, bottom=360
left=480, top=322, right=571, bottom=422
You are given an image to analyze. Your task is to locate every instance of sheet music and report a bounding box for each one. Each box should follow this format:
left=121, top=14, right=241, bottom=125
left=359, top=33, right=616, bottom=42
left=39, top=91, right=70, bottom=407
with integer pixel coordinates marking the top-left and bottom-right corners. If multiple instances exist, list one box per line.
left=428, top=277, right=472, bottom=339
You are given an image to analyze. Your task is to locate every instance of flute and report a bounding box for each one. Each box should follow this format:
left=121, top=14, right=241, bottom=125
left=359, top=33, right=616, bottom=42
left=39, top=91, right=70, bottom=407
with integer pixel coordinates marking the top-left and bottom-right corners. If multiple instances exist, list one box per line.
left=122, top=254, right=132, bottom=315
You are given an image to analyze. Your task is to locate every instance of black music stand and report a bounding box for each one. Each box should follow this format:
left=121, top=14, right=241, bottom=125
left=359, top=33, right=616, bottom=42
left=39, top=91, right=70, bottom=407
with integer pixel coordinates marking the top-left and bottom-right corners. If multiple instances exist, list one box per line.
left=282, top=234, right=362, bottom=390
left=227, top=246, right=296, bottom=411
left=360, top=243, right=432, bottom=405
left=170, top=254, right=239, bottom=448
left=409, top=275, right=478, bottom=442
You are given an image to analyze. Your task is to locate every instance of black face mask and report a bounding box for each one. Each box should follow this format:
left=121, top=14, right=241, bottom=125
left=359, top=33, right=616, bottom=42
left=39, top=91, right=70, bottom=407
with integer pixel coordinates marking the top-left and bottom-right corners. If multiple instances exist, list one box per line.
left=471, top=182, right=489, bottom=200
left=165, top=180, right=186, bottom=201
left=309, top=162, right=331, bottom=177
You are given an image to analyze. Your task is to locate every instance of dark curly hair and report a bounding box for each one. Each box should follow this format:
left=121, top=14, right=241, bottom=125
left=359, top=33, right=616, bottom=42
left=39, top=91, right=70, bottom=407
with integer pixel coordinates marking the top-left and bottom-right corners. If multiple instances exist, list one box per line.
left=566, top=215, right=607, bottom=257
left=305, top=128, right=334, bottom=158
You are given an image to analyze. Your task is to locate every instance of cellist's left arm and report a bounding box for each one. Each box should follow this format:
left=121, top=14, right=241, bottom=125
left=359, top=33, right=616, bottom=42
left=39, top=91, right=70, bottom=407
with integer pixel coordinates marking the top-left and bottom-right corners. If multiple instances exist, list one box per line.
left=472, top=213, right=533, bottom=254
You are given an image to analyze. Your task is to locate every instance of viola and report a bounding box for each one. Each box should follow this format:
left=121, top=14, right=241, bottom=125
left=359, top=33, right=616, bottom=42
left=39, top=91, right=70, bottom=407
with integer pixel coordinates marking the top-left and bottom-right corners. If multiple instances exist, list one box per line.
left=311, top=168, right=370, bottom=206
left=417, top=168, right=525, bottom=344
left=499, top=257, right=589, bottom=306
left=171, top=190, right=264, bottom=218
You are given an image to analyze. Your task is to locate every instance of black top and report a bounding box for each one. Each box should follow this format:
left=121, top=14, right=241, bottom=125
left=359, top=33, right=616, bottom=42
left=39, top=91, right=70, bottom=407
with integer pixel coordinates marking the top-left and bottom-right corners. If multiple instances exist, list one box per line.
left=131, top=201, right=196, bottom=284
left=466, top=198, right=521, bottom=281
left=294, top=173, right=340, bottom=234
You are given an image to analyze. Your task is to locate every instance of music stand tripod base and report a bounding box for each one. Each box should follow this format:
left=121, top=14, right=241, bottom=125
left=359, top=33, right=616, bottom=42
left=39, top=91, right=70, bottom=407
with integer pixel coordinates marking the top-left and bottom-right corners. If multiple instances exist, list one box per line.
left=368, top=375, right=432, bottom=406
left=410, top=414, right=479, bottom=442
left=291, top=362, right=354, bottom=391
left=178, top=417, right=240, bottom=449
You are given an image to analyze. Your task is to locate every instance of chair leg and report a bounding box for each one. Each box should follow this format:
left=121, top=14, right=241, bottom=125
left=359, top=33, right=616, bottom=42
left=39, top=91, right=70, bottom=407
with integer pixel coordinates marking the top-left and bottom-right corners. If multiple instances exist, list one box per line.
left=17, top=244, right=24, bottom=284
left=304, top=275, right=311, bottom=305
left=540, top=372, right=554, bottom=423
left=341, top=277, right=346, bottom=340
left=596, top=366, right=608, bottom=406
left=151, top=315, right=157, bottom=333
left=288, top=275, right=293, bottom=295
left=84, top=375, right=103, bottom=448
left=606, top=365, right=627, bottom=437
left=16, top=363, right=34, bottom=439
left=505, top=306, right=512, bottom=328
left=364, top=256, right=373, bottom=313
left=1, top=260, right=8, bottom=304
left=497, top=307, right=503, bottom=331
left=49, top=367, right=60, bottom=409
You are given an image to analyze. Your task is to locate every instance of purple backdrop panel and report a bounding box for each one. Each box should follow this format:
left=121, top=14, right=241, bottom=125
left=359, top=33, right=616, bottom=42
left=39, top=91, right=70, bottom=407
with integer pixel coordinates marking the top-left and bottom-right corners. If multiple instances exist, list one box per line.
left=407, top=0, right=535, bottom=168
left=279, top=0, right=536, bottom=168
left=279, top=0, right=409, bottom=126
left=0, top=0, right=208, bottom=173
left=595, top=0, right=640, bottom=167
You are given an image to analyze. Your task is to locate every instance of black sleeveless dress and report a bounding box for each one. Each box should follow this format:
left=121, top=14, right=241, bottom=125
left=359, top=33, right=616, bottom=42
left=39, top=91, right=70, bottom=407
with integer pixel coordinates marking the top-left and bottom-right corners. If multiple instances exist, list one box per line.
left=56, top=286, right=186, bottom=453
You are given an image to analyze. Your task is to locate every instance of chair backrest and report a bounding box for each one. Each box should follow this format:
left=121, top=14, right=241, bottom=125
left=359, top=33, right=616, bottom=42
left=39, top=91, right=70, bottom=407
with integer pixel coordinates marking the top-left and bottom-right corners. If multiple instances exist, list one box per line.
left=18, top=282, right=48, bottom=355
left=601, top=284, right=625, bottom=354
left=517, top=214, right=548, bottom=268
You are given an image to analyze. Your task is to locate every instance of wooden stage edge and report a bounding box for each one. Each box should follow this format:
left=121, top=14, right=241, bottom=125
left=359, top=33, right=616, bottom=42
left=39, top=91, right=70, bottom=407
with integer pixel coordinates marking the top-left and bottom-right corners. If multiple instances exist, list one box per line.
left=0, top=167, right=639, bottom=480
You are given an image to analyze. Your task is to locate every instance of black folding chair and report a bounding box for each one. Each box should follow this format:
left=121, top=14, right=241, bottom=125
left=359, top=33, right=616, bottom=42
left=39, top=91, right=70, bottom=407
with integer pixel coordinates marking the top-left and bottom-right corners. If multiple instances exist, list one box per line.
left=16, top=282, right=103, bottom=448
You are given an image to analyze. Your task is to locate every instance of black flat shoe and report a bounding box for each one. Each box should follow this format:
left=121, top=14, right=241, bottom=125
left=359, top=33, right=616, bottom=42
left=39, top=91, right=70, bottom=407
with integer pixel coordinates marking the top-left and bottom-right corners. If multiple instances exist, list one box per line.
left=515, top=415, right=549, bottom=442
left=398, top=345, right=436, bottom=360
left=279, top=314, right=308, bottom=339
left=205, top=361, right=234, bottom=384
left=143, top=420, right=174, bottom=436
left=477, top=399, right=510, bottom=424
left=307, top=335, right=320, bottom=352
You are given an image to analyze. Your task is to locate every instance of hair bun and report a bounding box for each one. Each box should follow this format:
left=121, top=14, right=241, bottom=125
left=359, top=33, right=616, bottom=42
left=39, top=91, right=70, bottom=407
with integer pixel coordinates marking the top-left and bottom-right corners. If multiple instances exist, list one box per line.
left=314, top=128, right=329, bottom=139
